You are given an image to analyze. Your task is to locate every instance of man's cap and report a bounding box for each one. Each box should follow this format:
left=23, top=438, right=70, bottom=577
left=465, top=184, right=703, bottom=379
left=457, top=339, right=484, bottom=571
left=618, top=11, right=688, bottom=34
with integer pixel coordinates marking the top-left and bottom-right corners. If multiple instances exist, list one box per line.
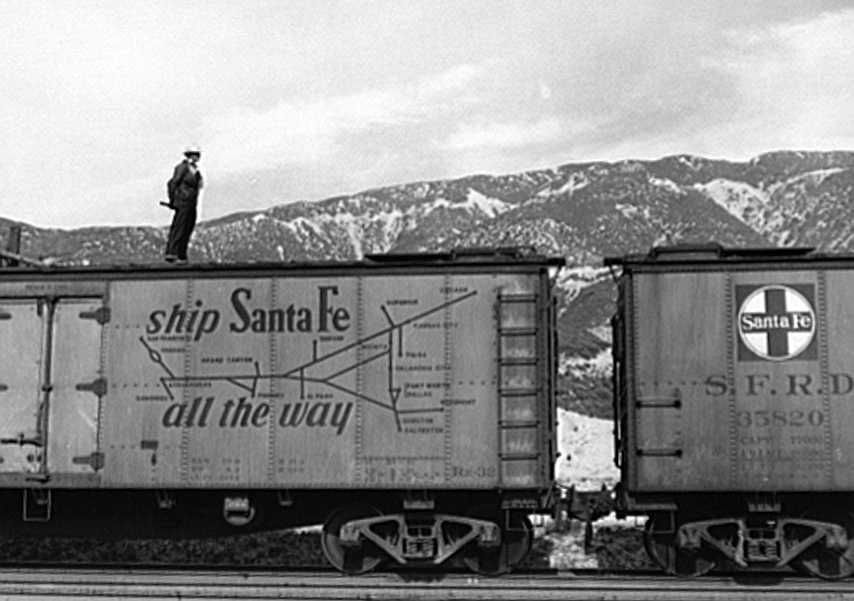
left=184, top=144, right=201, bottom=156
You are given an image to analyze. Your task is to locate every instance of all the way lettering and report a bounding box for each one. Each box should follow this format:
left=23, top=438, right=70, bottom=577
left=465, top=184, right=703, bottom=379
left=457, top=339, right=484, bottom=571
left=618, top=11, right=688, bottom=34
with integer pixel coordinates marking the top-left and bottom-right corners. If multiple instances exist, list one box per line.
left=162, top=396, right=353, bottom=435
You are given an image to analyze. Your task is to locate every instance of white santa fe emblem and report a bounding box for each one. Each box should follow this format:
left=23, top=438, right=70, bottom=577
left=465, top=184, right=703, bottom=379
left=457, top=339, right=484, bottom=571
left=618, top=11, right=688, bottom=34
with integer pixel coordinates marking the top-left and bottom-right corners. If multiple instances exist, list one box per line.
left=737, top=285, right=815, bottom=361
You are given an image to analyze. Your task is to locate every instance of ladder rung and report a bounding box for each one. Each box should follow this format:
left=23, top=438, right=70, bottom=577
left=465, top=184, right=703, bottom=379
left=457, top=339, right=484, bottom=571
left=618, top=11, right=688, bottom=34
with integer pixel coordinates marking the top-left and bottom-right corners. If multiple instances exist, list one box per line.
left=636, top=448, right=683, bottom=458
left=499, top=420, right=539, bottom=428
left=499, top=327, right=536, bottom=336
left=499, top=388, right=538, bottom=396
left=500, top=357, right=537, bottom=366
left=500, top=453, right=540, bottom=460
left=498, top=294, right=537, bottom=303
left=636, top=399, right=682, bottom=409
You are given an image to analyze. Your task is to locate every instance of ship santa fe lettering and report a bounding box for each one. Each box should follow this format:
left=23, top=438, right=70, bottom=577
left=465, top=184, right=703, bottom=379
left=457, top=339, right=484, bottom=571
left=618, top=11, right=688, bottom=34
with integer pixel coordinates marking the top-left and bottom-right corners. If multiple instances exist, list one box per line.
left=145, top=286, right=351, bottom=342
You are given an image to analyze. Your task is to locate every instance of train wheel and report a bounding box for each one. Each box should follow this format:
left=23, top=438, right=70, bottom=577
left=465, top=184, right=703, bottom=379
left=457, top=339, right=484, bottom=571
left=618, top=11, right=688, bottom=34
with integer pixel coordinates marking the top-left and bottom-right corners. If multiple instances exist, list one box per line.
left=794, top=549, right=854, bottom=580
left=463, top=511, right=533, bottom=576
left=643, top=515, right=717, bottom=577
left=321, top=505, right=385, bottom=574
left=791, top=516, right=854, bottom=580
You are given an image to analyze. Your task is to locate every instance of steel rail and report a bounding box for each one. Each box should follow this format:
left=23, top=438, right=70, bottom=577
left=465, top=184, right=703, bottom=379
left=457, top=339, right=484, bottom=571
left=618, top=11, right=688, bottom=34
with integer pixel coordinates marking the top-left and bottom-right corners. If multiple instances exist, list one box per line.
left=0, top=568, right=853, bottom=600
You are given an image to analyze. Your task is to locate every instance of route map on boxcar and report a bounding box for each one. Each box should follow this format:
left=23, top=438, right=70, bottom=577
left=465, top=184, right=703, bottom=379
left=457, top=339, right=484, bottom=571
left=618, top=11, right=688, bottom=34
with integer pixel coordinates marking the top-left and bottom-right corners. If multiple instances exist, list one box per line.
left=138, top=289, right=476, bottom=433
left=104, top=272, right=524, bottom=488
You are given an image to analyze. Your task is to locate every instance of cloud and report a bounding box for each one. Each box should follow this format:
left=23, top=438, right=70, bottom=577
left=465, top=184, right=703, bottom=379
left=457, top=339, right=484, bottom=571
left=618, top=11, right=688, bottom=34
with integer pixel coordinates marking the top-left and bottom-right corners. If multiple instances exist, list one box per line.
left=440, top=117, right=564, bottom=151
left=202, top=63, right=484, bottom=176
left=557, top=7, right=854, bottom=162
left=4, top=2, right=852, bottom=228
left=700, top=8, right=854, bottom=155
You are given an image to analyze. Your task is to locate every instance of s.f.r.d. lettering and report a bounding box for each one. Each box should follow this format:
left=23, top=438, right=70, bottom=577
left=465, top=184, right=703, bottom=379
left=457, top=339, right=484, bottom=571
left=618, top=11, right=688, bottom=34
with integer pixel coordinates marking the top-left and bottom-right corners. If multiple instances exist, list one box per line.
left=705, top=372, right=854, bottom=397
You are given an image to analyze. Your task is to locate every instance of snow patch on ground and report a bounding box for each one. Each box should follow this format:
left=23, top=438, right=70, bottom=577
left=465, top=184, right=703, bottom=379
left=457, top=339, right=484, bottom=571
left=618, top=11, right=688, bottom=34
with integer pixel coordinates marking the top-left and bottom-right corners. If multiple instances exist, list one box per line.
left=285, top=216, right=324, bottom=236
left=301, top=208, right=412, bottom=257
left=615, top=203, right=652, bottom=220
left=542, top=520, right=601, bottom=568
left=589, top=324, right=611, bottom=343
left=464, top=188, right=513, bottom=217
left=555, top=266, right=610, bottom=303
left=537, top=171, right=589, bottom=197
left=678, top=154, right=702, bottom=170
left=696, top=179, right=769, bottom=205
left=534, top=409, right=623, bottom=570
left=693, top=179, right=771, bottom=228
left=560, top=348, right=612, bottom=378
left=784, top=167, right=846, bottom=188
left=556, top=408, right=619, bottom=491
left=614, top=203, right=638, bottom=218
left=649, top=176, right=683, bottom=194
left=341, top=216, right=364, bottom=258
left=421, top=189, right=511, bottom=218
left=264, top=187, right=513, bottom=258
left=546, top=406, right=651, bottom=569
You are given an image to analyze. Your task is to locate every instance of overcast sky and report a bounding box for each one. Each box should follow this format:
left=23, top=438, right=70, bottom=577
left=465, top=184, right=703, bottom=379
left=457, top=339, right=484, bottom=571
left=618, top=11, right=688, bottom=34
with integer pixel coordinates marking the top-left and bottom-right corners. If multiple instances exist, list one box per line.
left=1, top=0, right=853, bottom=228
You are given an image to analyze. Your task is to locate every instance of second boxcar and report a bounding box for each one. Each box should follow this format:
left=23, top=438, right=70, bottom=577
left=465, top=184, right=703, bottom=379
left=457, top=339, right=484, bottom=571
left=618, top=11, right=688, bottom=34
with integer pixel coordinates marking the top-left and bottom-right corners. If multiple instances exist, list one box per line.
left=609, top=244, right=854, bottom=579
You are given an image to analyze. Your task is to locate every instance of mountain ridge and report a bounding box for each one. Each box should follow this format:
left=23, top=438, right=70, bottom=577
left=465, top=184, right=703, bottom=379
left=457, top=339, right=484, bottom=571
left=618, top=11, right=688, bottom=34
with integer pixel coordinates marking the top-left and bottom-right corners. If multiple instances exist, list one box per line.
left=4, top=150, right=854, bottom=418
left=7, top=150, right=853, bottom=266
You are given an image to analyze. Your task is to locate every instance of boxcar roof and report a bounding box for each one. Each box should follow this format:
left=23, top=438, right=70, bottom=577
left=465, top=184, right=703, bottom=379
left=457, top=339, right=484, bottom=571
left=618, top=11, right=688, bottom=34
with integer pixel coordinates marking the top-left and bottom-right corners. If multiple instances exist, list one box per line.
left=604, top=243, right=824, bottom=268
left=0, top=247, right=565, bottom=279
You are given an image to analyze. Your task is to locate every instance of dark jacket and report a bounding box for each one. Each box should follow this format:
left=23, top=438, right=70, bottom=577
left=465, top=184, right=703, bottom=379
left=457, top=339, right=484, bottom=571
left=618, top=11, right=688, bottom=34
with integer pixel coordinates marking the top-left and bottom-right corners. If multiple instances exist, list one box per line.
left=167, top=160, right=203, bottom=207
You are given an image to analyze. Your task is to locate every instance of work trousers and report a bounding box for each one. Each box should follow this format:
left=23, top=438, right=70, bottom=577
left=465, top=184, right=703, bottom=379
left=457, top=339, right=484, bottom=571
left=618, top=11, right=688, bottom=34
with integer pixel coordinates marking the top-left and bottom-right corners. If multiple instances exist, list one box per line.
left=165, top=204, right=197, bottom=261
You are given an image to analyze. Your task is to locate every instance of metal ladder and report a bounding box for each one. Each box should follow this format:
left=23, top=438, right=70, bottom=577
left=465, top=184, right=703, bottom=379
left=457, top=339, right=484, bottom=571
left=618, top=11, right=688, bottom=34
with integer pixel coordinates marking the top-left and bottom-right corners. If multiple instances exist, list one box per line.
left=496, top=292, right=542, bottom=487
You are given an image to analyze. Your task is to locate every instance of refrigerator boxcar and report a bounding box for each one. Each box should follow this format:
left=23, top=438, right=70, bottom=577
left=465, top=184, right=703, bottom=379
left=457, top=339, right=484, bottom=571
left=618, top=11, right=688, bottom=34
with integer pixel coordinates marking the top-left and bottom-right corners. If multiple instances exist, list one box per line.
left=608, top=245, right=854, bottom=579
left=0, top=249, right=561, bottom=574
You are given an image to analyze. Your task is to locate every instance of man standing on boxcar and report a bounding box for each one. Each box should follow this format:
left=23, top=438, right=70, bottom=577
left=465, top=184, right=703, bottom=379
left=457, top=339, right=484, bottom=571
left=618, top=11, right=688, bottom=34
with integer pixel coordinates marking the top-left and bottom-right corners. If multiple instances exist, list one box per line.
left=164, top=145, right=204, bottom=263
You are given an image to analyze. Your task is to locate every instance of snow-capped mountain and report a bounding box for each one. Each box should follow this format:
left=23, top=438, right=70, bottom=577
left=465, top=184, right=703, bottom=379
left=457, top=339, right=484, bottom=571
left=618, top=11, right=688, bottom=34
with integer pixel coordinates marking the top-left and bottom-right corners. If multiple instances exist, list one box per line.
left=11, top=150, right=854, bottom=265
left=4, top=150, right=854, bottom=417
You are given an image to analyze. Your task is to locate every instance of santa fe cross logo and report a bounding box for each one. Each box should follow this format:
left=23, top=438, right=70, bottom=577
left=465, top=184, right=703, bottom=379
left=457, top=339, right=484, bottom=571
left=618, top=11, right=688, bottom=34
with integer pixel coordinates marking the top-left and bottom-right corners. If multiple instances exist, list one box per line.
left=736, top=284, right=817, bottom=361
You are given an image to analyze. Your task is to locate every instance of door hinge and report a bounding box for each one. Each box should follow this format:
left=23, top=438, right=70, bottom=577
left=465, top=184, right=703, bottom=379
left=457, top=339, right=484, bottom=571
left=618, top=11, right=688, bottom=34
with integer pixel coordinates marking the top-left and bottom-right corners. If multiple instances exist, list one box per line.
left=76, top=378, right=108, bottom=397
left=72, top=452, right=105, bottom=471
left=79, top=306, right=110, bottom=324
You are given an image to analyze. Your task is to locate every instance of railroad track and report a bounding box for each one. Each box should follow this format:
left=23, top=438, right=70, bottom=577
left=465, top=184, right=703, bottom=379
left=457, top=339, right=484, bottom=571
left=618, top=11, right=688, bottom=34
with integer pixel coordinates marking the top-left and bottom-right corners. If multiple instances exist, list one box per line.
left=1, top=568, right=854, bottom=600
